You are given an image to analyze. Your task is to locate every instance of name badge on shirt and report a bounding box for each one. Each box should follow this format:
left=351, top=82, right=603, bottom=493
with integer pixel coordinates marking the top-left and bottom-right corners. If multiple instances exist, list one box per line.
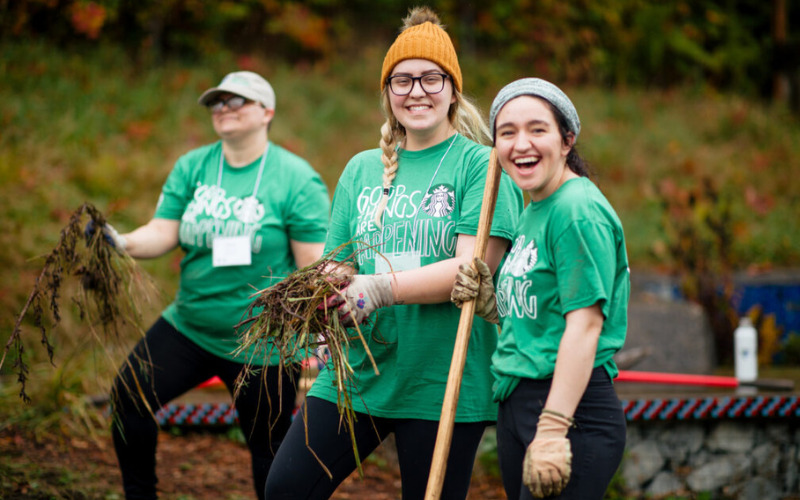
left=213, top=235, right=252, bottom=267
left=374, top=251, right=421, bottom=274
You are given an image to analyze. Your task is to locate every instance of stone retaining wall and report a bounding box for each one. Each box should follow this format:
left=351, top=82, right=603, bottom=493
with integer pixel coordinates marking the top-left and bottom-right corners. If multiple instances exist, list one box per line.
left=622, top=410, right=799, bottom=499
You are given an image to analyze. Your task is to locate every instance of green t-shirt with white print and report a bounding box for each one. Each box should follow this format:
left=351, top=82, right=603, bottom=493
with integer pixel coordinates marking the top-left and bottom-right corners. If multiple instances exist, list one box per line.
left=308, top=133, right=523, bottom=422
left=491, top=177, right=630, bottom=401
left=154, top=141, right=330, bottom=364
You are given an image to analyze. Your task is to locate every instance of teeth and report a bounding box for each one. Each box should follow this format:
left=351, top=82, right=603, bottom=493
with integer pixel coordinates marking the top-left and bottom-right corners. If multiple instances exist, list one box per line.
left=515, top=157, right=538, bottom=166
left=409, top=105, right=429, bottom=111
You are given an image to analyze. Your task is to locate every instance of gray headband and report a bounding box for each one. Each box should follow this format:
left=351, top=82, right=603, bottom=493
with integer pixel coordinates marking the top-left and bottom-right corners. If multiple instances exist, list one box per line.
left=489, top=78, right=580, bottom=142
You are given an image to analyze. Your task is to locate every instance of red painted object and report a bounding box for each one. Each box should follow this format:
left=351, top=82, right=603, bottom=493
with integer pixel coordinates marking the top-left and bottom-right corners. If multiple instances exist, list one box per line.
left=195, top=358, right=325, bottom=390
left=197, top=376, right=223, bottom=389
left=616, top=370, right=794, bottom=391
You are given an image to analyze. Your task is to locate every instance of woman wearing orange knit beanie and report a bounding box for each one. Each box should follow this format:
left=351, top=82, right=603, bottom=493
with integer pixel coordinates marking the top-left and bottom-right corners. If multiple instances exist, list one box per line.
left=265, top=6, right=523, bottom=499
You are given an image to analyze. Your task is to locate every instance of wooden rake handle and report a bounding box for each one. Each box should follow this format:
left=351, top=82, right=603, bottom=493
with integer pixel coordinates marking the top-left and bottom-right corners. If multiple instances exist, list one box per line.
left=424, top=149, right=503, bottom=499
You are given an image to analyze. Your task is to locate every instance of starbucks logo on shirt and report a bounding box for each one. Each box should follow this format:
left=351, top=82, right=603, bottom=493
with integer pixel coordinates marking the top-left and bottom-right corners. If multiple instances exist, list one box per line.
left=420, top=184, right=455, bottom=218
left=504, top=235, right=538, bottom=277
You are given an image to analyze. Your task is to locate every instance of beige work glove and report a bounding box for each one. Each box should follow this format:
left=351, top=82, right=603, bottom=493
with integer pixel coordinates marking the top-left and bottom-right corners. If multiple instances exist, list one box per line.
left=327, top=274, right=394, bottom=327
left=523, top=410, right=573, bottom=498
left=450, top=257, right=499, bottom=324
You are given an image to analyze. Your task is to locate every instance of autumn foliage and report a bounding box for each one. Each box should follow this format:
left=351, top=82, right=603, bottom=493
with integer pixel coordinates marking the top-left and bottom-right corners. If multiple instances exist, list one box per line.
left=3, top=0, right=796, bottom=97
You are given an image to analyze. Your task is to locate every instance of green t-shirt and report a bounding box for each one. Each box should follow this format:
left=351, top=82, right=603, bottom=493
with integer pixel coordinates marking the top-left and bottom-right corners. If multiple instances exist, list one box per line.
left=154, top=141, right=330, bottom=364
left=491, top=177, right=630, bottom=402
left=308, top=134, right=524, bottom=422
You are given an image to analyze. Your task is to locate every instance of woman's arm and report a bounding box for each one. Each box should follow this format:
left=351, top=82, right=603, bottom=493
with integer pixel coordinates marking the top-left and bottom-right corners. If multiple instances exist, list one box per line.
left=121, top=218, right=180, bottom=259
left=389, top=235, right=510, bottom=305
left=289, top=240, right=325, bottom=269
left=544, top=304, right=605, bottom=418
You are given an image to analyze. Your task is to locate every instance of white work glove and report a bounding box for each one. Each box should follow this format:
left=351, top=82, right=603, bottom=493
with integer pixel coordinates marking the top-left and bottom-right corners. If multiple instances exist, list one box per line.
left=523, top=410, right=574, bottom=498
left=329, top=274, right=395, bottom=327
left=450, top=257, right=499, bottom=324
left=84, top=220, right=127, bottom=252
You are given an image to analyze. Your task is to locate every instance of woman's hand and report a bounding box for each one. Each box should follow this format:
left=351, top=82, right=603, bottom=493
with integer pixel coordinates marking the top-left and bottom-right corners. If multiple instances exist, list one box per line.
left=327, top=274, right=395, bottom=326
left=523, top=410, right=573, bottom=497
left=84, top=220, right=127, bottom=252
left=450, top=257, right=499, bottom=324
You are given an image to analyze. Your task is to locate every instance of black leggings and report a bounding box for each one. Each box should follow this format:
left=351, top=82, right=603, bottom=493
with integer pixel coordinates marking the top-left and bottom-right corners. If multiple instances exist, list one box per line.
left=110, top=317, right=298, bottom=500
left=265, top=396, right=489, bottom=500
left=496, top=367, right=627, bottom=500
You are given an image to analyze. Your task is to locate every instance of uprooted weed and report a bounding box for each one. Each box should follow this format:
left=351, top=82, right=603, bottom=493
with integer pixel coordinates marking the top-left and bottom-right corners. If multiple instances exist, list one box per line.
left=3, top=202, right=159, bottom=403
left=233, top=245, right=381, bottom=477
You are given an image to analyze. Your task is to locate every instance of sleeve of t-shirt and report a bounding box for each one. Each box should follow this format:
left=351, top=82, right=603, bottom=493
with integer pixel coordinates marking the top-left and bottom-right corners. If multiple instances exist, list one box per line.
left=454, top=146, right=522, bottom=241
left=286, top=172, right=330, bottom=243
left=492, top=170, right=524, bottom=241
left=154, top=154, right=193, bottom=221
left=554, top=219, right=618, bottom=317
left=454, top=146, right=490, bottom=236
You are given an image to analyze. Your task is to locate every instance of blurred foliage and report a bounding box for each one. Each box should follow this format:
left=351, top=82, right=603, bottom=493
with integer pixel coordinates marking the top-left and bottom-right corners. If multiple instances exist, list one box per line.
left=746, top=304, right=800, bottom=367
left=653, top=176, right=739, bottom=364
left=747, top=305, right=784, bottom=366
left=782, top=332, right=800, bottom=365
left=468, top=0, right=775, bottom=93
left=3, top=0, right=799, bottom=98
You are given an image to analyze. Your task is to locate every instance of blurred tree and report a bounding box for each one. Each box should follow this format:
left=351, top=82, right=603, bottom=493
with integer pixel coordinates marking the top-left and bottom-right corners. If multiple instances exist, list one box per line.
left=772, top=0, right=800, bottom=111
left=1, top=0, right=797, bottom=102
left=655, top=176, right=738, bottom=365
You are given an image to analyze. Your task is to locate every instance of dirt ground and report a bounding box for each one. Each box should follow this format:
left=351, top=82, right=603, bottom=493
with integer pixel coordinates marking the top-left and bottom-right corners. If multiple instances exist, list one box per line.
left=0, top=423, right=507, bottom=500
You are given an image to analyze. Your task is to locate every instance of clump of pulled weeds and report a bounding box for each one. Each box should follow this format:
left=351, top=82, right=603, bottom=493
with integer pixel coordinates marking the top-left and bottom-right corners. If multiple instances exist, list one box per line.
left=233, top=244, right=380, bottom=477
left=2, top=202, right=159, bottom=403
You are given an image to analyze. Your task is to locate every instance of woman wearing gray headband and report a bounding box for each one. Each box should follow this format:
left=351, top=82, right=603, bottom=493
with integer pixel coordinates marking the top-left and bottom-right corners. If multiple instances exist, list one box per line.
left=452, top=78, right=629, bottom=499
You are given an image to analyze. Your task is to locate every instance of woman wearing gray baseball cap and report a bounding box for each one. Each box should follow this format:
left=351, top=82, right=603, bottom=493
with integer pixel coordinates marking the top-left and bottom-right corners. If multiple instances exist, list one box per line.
left=451, top=78, right=629, bottom=499
left=94, top=70, right=330, bottom=499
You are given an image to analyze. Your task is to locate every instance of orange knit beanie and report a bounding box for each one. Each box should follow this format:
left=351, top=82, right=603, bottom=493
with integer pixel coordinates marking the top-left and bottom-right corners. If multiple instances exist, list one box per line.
left=381, top=21, right=462, bottom=93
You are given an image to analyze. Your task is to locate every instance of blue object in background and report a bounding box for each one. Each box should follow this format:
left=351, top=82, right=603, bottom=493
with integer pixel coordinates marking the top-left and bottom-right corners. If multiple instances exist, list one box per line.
left=734, top=273, right=800, bottom=342
left=631, top=269, right=800, bottom=342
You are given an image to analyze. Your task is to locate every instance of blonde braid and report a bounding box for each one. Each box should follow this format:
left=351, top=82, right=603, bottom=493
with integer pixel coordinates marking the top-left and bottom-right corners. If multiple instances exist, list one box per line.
left=374, top=118, right=401, bottom=228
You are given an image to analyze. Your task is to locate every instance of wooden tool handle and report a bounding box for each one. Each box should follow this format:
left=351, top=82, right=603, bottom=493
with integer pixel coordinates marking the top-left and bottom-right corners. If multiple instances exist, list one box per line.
left=424, top=149, right=502, bottom=499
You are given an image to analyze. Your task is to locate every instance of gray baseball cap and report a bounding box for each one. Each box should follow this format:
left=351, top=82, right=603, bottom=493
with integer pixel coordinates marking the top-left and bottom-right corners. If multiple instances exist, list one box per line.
left=489, top=78, right=580, bottom=142
left=197, top=71, right=276, bottom=110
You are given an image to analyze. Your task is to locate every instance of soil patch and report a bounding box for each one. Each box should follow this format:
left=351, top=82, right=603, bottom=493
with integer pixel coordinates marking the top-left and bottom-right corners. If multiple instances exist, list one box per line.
left=0, top=424, right=506, bottom=499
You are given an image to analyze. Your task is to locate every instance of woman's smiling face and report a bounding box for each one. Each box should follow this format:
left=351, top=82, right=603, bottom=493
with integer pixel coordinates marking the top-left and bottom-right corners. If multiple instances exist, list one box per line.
left=211, top=92, right=272, bottom=140
left=494, top=95, right=573, bottom=201
left=388, top=58, right=455, bottom=149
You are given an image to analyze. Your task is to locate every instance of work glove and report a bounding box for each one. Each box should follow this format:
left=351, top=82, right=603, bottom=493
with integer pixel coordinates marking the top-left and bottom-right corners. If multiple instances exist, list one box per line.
left=523, top=410, right=574, bottom=498
left=326, top=274, right=394, bottom=327
left=450, top=257, right=499, bottom=324
left=84, top=220, right=127, bottom=252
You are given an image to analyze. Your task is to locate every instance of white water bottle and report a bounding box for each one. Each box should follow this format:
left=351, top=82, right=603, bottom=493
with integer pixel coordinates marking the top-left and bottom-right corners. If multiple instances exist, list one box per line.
left=734, top=317, right=758, bottom=382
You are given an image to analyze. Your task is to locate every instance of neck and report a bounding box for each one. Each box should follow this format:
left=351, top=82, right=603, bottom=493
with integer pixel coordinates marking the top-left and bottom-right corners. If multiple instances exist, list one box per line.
left=222, top=131, right=268, bottom=167
left=531, top=165, right=579, bottom=202
left=404, top=125, right=456, bottom=151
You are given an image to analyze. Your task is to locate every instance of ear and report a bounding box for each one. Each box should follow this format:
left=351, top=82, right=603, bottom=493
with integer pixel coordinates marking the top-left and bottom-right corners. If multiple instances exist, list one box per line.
left=561, top=132, right=575, bottom=157
left=263, top=108, right=275, bottom=127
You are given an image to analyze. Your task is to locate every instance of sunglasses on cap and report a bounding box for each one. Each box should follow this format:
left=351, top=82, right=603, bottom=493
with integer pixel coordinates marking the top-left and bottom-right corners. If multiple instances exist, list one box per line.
left=206, top=95, right=259, bottom=113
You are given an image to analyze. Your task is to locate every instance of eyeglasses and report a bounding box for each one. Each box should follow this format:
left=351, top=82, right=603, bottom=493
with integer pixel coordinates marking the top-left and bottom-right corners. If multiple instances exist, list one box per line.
left=207, top=95, right=255, bottom=113
left=386, top=73, right=449, bottom=96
